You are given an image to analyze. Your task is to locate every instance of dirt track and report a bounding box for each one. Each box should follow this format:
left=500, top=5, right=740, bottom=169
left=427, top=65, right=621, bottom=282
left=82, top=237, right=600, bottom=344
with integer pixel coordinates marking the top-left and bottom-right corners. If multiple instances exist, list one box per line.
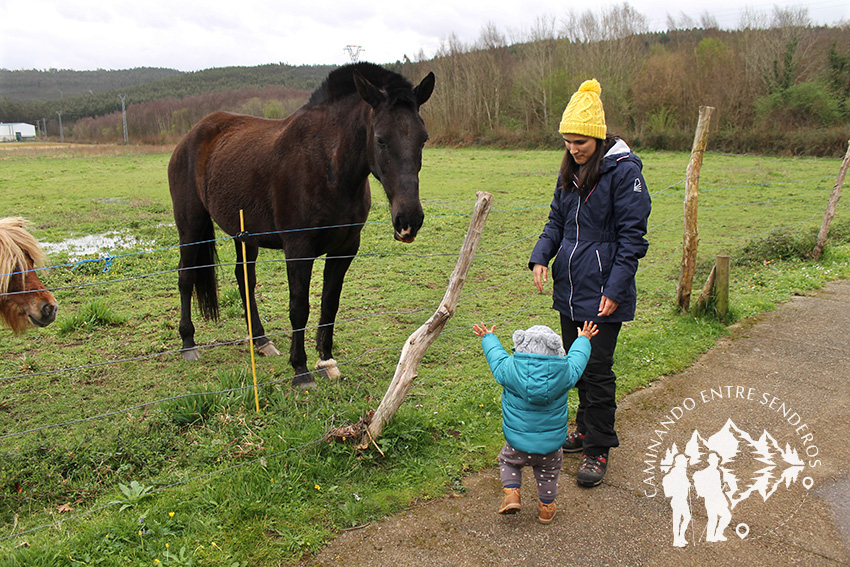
left=301, top=280, right=850, bottom=567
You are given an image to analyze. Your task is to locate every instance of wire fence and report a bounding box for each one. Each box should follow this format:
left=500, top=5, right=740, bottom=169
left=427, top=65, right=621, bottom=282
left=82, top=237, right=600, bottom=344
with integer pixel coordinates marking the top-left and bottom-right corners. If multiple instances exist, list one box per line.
left=1, top=167, right=845, bottom=543
left=2, top=172, right=841, bottom=427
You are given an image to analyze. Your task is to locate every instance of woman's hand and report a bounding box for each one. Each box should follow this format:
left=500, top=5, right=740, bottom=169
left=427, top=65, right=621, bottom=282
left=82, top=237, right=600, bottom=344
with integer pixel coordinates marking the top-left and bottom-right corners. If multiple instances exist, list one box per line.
left=598, top=296, right=619, bottom=317
left=532, top=264, right=548, bottom=293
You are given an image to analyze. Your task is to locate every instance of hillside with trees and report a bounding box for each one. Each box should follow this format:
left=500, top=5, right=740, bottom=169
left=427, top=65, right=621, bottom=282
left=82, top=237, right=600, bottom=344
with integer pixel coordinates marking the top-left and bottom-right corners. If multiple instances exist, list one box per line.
left=0, top=67, right=182, bottom=101
left=1, top=4, right=848, bottom=156
left=408, top=6, right=850, bottom=156
left=0, top=64, right=334, bottom=133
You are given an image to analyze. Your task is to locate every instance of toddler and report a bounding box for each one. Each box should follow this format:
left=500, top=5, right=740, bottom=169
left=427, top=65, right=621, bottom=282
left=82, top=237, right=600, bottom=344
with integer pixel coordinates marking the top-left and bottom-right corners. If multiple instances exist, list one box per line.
left=473, top=321, right=597, bottom=523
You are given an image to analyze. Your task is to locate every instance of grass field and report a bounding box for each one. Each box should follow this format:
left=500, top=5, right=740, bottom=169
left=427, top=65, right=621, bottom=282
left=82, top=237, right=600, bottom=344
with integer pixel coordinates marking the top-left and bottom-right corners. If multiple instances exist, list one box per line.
left=1, top=143, right=848, bottom=566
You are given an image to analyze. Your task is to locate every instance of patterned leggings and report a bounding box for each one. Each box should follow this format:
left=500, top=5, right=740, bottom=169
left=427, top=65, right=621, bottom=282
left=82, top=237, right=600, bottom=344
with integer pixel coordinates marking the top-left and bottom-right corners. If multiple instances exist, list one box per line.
left=499, top=444, right=563, bottom=503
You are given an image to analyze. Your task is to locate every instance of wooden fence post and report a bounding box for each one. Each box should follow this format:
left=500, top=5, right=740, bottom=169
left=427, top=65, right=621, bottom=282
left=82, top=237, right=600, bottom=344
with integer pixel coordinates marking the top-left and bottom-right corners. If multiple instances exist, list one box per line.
left=715, top=254, right=730, bottom=322
left=812, top=140, right=850, bottom=261
left=694, top=264, right=716, bottom=312
left=676, top=105, right=715, bottom=312
left=359, top=191, right=494, bottom=448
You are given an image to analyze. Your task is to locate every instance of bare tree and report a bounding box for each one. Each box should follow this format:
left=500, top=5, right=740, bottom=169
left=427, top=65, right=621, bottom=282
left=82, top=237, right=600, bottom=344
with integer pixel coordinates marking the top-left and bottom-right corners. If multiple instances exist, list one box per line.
left=561, top=5, right=649, bottom=130
left=513, top=16, right=561, bottom=131
left=700, top=12, right=719, bottom=30
left=474, top=22, right=513, bottom=130
left=739, top=6, right=817, bottom=90
left=668, top=13, right=691, bottom=31
left=430, top=34, right=482, bottom=136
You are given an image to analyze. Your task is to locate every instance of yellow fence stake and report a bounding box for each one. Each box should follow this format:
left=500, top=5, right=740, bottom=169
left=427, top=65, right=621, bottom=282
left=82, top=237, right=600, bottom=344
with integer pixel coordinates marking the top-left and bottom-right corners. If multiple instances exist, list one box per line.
left=239, top=210, right=261, bottom=413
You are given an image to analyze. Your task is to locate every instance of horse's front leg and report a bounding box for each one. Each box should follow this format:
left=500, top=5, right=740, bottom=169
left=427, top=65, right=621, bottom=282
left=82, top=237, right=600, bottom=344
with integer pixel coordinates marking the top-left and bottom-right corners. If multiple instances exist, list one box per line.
left=177, top=245, right=200, bottom=360
left=315, top=251, right=357, bottom=380
left=234, top=243, right=279, bottom=356
left=286, top=257, right=315, bottom=387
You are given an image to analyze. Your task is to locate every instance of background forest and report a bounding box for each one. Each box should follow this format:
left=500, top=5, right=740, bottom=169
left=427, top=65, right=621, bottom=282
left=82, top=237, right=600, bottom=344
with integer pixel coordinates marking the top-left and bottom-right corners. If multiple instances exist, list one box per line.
left=2, top=4, right=849, bottom=156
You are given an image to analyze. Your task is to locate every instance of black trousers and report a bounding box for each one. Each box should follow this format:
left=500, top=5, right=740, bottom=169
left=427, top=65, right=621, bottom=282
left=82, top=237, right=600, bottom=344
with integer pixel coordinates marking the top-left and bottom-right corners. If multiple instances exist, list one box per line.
left=560, top=315, right=622, bottom=456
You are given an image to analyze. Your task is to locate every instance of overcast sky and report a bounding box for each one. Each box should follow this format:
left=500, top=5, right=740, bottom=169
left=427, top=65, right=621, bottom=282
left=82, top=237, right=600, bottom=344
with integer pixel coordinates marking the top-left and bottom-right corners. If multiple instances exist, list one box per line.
left=1, top=0, right=847, bottom=72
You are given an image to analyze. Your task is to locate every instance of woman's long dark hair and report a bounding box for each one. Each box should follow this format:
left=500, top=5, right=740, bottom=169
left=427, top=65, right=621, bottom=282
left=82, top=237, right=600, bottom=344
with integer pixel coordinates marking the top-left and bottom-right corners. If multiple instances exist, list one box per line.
left=558, top=135, right=618, bottom=196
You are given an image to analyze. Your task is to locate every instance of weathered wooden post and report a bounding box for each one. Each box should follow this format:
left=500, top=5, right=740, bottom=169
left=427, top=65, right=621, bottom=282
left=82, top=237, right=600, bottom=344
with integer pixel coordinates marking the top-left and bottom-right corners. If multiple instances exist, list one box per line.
left=812, top=140, right=850, bottom=261
left=714, top=254, right=731, bottom=322
left=694, top=264, right=716, bottom=312
left=676, top=105, right=715, bottom=311
left=357, top=191, right=493, bottom=449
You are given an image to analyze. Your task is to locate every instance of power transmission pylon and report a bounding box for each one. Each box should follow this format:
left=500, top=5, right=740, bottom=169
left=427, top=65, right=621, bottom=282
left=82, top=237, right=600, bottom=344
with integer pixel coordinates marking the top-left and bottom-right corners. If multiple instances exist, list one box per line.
left=344, top=45, right=364, bottom=62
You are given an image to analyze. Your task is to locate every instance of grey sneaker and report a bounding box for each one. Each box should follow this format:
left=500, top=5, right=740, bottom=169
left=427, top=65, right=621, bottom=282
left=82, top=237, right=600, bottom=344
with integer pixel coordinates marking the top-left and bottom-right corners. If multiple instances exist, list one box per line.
left=576, top=453, right=608, bottom=487
left=562, top=431, right=585, bottom=453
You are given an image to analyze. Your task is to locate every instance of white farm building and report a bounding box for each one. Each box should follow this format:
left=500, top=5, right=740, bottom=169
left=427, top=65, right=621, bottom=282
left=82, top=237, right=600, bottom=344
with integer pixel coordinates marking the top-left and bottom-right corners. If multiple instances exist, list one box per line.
left=0, top=122, right=37, bottom=142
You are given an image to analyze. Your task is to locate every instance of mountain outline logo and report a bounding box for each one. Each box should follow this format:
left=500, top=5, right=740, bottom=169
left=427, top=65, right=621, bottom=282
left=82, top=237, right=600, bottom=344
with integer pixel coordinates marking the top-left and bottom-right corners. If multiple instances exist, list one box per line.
left=658, top=418, right=810, bottom=547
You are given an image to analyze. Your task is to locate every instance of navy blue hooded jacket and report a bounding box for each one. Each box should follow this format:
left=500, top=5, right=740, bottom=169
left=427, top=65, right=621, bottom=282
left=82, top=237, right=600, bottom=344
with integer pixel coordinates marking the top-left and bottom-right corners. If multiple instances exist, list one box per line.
left=529, top=140, right=651, bottom=322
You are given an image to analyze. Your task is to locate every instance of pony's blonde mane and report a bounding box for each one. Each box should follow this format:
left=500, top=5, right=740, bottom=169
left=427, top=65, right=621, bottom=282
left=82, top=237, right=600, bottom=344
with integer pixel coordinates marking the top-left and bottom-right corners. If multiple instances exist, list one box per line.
left=0, top=217, right=48, bottom=295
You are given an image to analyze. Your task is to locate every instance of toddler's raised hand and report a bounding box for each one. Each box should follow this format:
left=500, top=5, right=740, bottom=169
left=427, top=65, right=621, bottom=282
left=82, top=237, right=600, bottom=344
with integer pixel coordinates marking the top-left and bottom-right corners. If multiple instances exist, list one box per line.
left=473, top=322, right=496, bottom=338
left=578, top=321, right=598, bottom=340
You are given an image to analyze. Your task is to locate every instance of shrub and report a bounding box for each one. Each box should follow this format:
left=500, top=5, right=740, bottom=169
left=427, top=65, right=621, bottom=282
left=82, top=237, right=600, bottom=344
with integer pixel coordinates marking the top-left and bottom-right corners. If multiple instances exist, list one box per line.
left=730, top=221, right=850, bottom=266
left=735, top=228, right=815, bottom=265
left=755, top=81, right=842, bottom=128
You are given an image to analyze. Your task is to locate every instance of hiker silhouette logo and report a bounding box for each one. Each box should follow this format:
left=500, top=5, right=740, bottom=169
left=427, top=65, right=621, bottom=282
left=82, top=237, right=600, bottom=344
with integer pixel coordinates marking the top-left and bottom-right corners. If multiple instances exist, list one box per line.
left=642, top=387, right=821, bottom=548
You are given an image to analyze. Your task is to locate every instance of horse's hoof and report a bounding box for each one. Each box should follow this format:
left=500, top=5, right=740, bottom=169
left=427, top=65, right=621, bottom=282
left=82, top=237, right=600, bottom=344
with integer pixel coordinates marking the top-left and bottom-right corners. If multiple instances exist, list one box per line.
left=182, top=347, right=201, bottom=361
left=316, top=359, right=341, bottom=380
left=292, top=371, right=316, bottom=390
left=257, top=342, right=281, bottom=356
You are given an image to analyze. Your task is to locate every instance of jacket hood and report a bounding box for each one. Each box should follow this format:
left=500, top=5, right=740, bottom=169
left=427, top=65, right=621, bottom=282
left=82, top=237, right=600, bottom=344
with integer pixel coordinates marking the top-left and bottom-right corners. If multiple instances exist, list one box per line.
left=602, top=138, right=642, bottom=173
left=510, top=352, right=570, bottom=406
left=606, top=138, right=631, bottom=157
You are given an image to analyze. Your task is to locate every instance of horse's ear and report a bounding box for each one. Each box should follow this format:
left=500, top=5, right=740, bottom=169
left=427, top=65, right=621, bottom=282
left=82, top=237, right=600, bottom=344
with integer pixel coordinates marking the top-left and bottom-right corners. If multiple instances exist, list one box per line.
left=353, top=71, right=386, bottom=109
left=415, top=72, right=435, bottom=107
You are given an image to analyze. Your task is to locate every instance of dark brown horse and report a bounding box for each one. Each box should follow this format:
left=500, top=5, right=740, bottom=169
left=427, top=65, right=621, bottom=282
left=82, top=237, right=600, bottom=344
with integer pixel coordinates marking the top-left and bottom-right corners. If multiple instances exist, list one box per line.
left=0, top=217, right=58, bottom=333
left=168, top=63, right=435, bottom=387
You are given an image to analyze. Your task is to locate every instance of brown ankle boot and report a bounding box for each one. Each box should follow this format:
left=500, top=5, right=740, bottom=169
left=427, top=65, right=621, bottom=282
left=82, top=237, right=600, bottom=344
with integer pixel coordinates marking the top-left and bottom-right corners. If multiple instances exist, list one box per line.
left=538, top=501, right=557, bottom=524
left=498, top=487, right=521, bottom=514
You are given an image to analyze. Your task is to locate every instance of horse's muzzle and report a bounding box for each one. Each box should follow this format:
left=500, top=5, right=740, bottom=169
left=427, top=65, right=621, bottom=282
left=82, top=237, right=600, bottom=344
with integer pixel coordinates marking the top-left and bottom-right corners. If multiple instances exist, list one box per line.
left=392, top=199, right=423, bottom=243
left=29, top=301, right=58, bottom=327
left=394, top=229, right=417, bottom=243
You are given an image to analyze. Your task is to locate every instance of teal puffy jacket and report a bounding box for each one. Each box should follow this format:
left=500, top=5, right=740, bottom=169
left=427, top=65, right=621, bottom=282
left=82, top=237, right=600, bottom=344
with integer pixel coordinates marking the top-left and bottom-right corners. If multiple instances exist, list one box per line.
left=481, top=333, right=591, bottom=454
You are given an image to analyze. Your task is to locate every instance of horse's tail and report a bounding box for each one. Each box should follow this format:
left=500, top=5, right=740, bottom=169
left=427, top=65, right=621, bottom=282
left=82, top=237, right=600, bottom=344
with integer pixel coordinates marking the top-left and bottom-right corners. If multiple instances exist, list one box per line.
left=193, top=217, right=220, bottom=321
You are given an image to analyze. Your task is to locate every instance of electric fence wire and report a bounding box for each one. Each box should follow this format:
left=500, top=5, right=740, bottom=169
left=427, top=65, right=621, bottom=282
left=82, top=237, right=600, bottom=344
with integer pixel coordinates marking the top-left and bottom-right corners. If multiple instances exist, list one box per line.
left=0, top=269, right=535, bottom=440
left=2, top=171, right=845, bottom=543
left=0, top=225, right=540, bottom=385
left=0, top=244, right=535, bottom=440
left=0, top=278, right=552, bottom=543
left=1, top=199, right=836, bottom=389
left=0, top=290, right=557, bottom=543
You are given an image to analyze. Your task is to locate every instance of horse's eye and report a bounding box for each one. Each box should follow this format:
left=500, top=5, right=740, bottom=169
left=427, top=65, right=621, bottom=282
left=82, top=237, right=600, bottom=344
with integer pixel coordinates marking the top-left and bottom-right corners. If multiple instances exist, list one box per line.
left=376, top=136, right=387, bottom=148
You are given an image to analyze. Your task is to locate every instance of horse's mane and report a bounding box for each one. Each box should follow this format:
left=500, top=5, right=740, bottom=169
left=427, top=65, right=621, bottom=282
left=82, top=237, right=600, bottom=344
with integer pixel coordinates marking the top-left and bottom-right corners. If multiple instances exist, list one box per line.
left=0, top=217, right=47, bottom=294
left=308, top=62, right=417, bottom=108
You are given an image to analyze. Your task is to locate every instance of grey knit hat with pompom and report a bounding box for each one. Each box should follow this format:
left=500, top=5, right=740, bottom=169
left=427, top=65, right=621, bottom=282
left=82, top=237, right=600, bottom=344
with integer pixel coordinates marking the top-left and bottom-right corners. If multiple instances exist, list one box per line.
left=512, top=325, right=565, bottom=357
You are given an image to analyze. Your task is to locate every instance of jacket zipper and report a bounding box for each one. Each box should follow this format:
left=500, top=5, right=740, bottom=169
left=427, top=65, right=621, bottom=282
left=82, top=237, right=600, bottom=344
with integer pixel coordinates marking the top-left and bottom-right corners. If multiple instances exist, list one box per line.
left=596, top=249, right=604, bottom=296
left=567, top=198, right=581, bottom=320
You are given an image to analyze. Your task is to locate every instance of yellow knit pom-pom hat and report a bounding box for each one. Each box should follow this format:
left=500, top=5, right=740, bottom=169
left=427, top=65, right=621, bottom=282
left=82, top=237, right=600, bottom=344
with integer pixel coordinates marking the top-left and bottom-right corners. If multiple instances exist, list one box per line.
left=559, top=79, right=607, bottom=139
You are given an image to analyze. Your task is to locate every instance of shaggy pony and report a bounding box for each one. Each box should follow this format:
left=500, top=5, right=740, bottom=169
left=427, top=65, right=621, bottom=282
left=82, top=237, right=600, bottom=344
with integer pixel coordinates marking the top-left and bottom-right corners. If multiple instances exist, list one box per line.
left=0, top=217, right=58, bottom=333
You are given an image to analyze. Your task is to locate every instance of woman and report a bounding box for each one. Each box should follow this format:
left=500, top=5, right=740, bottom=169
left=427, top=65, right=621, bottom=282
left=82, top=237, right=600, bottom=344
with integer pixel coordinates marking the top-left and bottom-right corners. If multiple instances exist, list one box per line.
left=529, top=79, right=651, bottom=488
